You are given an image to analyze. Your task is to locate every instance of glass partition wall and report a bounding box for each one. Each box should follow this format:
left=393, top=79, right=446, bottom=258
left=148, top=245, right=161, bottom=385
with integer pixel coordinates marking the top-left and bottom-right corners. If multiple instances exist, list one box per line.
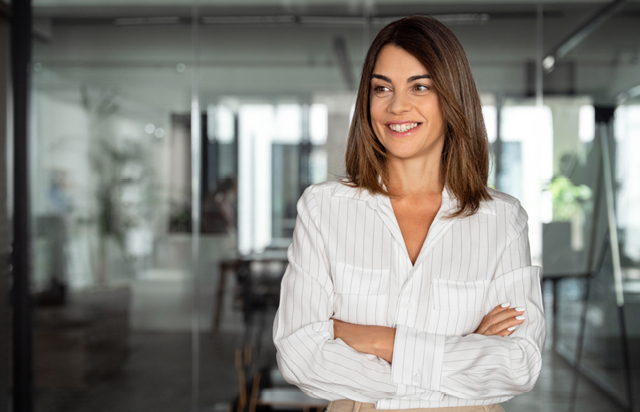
left=541, top=6, right=640, bottom=412
left=26, top=1, right=640, bottom=412
left=30, top=7, right=201, bottom=412
left=29, top=2, right=362, bottom=411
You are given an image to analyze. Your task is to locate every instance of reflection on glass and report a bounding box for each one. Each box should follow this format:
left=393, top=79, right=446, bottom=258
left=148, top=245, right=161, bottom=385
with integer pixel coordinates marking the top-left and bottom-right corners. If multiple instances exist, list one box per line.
left=501, top=103, right=554, bottom=262
left=579, top=105, right=595, bottom=143
left=236, top=103, right=329, bottom=253
left=615, top=105, right=640, bottom=266
left=30, top=14, right=198, bottom=412
left=482, top=105, right=497, bottom=143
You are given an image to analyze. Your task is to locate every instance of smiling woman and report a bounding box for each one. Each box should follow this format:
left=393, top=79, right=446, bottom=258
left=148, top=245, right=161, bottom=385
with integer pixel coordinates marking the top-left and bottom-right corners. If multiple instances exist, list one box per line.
left=273, top=15, right=545, bottom=412
left=346, top=16, right=491, bottom=219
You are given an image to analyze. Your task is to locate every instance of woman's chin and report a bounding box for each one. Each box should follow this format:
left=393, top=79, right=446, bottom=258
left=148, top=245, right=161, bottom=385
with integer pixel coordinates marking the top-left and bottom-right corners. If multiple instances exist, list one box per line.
left=386, top=150, right=427, bottom=162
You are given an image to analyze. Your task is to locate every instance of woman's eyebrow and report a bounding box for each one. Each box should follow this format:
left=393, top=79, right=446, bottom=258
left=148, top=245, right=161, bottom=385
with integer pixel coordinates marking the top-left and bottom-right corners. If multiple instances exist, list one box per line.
left=372, top=74, right=391, bottom=82
left=407, top=74, right=431, bottom=82
left=371, top=74, right=432, bottom=83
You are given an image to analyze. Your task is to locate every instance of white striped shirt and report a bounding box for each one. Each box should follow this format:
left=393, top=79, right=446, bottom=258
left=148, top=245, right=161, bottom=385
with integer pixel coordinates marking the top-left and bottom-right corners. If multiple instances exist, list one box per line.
left=273, top=180, right=545, bottom=409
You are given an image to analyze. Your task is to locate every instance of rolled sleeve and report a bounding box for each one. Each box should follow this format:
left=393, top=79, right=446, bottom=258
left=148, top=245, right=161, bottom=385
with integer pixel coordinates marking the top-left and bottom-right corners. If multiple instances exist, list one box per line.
left=391, top=325, right=445, bottom=394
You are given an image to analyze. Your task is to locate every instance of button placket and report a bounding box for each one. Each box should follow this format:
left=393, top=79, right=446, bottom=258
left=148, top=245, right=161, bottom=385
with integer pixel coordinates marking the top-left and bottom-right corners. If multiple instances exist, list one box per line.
left=398, top=260, right=421, bottom=310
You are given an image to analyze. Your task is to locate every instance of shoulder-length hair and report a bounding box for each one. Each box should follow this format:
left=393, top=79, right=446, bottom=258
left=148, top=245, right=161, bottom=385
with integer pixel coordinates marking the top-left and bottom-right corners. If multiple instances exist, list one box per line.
left=344, top=15, right=491, bottom=217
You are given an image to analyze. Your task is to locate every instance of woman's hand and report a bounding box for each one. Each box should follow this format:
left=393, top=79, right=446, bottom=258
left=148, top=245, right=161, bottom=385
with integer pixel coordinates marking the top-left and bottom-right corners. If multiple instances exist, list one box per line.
left=332, top=319, right=396, bottom=363
left=475, top=303, right=526, bottom=337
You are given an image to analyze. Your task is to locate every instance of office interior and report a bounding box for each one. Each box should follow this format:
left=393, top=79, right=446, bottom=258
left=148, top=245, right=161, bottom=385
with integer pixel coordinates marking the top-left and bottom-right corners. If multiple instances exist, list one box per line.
left=1, top=0, right=640, bottom=411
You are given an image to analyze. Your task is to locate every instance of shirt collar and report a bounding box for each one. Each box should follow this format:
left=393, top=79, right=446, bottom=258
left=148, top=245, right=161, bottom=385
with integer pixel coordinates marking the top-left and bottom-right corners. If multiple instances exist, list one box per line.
left=332, top=180, right=494, bottom=216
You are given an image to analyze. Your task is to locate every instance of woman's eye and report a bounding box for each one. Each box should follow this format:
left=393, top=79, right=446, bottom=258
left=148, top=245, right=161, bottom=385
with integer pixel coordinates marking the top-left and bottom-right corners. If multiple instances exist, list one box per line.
left=373, top=85, right=390, bottom=93
left=414, top=84, right=430, bottom=92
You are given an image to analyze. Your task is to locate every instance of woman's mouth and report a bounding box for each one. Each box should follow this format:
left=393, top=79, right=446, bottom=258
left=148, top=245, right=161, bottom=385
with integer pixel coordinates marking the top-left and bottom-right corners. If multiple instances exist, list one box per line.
left=387, top=122, right=421, bottom=134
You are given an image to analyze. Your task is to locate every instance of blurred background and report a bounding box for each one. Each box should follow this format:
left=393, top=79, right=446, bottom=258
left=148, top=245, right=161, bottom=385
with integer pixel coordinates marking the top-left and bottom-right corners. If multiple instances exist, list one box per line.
left=1, top=0, right=640, bottom=411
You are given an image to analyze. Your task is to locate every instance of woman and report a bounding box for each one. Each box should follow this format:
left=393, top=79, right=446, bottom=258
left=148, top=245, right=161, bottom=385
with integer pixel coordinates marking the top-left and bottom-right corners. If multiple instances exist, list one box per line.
left=273, top=15, right=545, bottom=412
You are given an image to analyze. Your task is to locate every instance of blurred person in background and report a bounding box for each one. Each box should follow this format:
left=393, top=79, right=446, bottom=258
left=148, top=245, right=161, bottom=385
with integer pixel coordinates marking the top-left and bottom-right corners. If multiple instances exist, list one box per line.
left=274, top=15, right=545, bottom=412
left=202, top=176, right=237, bottom=234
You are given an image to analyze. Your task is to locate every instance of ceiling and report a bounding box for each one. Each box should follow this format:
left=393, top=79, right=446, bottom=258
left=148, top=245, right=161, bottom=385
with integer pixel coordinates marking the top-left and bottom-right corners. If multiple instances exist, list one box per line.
left=30, top=0, right=640, bottom=115
left=32, top=0, right=640, bottom=19
left=33, top=0, right=633, bottom=7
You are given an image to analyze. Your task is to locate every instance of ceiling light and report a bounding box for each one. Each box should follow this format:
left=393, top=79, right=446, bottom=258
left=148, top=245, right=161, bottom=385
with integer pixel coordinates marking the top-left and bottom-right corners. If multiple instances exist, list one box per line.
left=300, top=16, right=366, bottom=26
left=114, top=17, right=181, bottom=26
left=542, top=55, right=555, bottom=72
left=373, top=14, right=489, bottom=26
left=202, top=16, right=295, bottom=25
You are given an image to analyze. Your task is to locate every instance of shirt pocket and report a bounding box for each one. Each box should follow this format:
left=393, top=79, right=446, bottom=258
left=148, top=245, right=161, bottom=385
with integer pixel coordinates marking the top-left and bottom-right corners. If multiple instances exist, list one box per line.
left=428, top=278, right=489, bottom=337
left=333, top=261, right=389, bottom=295
left=333, top=262, right=390, bottom=325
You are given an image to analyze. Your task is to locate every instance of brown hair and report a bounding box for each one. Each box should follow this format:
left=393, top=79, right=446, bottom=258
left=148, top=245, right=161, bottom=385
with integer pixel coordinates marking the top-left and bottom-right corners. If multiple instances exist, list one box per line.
left=344, top=15, right=491, bottom=217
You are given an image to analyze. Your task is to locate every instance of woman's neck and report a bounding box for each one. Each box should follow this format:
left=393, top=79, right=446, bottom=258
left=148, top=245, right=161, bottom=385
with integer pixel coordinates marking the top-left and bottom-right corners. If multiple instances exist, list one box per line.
left=386, top=155, right=443, bottom=197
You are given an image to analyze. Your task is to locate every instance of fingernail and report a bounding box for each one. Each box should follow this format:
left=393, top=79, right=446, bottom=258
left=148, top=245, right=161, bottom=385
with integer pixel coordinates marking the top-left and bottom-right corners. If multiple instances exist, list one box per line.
left=501, top=302, right=510, bottom=307
left=516, top=315, right=526, bottom=320
left=507, top=326, right=517, bottom=331
left=515, top=307, right=525, bottom=312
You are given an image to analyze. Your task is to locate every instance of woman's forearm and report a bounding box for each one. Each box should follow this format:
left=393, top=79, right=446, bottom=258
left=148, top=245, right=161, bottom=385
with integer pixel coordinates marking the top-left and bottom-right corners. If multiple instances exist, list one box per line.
left=332, top=319, right=396, bottom=363
left=332, top=302, right=524, bottom=364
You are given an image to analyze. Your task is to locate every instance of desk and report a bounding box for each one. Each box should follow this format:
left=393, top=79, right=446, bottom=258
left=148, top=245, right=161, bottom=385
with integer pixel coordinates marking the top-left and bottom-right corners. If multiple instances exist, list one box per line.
left=543, top=272, right=590, bottom=350
left=214, top=251, right=289, bottom=333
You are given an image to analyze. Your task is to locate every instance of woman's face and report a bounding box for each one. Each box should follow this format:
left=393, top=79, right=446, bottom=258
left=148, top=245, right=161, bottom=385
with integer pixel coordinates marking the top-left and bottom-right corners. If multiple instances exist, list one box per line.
left=369, top=45, right=445, bottom=163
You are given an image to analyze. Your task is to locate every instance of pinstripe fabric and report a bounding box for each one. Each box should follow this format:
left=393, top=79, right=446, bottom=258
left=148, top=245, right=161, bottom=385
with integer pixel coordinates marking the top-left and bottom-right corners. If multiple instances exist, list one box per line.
left=273, top=180, right=545, bottom=409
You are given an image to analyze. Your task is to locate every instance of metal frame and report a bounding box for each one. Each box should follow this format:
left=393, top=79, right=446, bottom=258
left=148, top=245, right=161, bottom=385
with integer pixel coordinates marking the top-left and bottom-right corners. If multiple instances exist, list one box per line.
left=0, top=2, right=10, bottom=22
left=0, top=7, right=11, bottom=412
left=11, top=0, right=33, bottom=411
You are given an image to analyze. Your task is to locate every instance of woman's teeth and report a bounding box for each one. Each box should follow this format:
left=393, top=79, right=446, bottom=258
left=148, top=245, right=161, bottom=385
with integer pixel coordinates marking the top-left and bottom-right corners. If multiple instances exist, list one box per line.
left=388, top=123, right=418, bottom=133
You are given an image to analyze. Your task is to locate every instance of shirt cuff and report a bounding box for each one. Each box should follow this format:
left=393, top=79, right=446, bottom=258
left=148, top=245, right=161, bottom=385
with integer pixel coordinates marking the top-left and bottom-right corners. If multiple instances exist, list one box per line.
left=391, top=324, right=446, bottom=393
left=328, top=319, right=335, bottom=340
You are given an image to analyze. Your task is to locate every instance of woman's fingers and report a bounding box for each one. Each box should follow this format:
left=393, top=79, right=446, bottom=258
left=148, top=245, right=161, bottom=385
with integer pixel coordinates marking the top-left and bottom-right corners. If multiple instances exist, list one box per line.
left=487, top=302, right=512, bottom=316
left=475, top=304, right=526, bottom=336
left=485, top=313, right=526, bottom=335
left=475, top=303, right=511, bottom=334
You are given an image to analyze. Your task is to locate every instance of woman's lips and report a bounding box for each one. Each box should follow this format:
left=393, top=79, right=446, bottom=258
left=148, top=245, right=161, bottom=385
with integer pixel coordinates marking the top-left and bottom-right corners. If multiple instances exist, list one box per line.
left=386, top=122, right=422, bottom=137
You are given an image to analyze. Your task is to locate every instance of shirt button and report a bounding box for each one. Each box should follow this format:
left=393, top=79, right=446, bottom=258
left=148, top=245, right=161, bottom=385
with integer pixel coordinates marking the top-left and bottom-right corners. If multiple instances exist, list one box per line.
left=402, top=300, right=410, bottom=309
left=412, top=373, right=420, bottom=383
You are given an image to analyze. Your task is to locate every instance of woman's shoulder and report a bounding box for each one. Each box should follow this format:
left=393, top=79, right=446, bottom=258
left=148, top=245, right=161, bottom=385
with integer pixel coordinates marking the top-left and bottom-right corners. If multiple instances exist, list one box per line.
left=303, top=179, right=344, bottom=194
left=302, top=179, right=370, bottom=200
left=482, top=187, right=529, bottom=223
left=485, top=187, right=520, bottom=207
left=298, top=180, right=377, bottom=218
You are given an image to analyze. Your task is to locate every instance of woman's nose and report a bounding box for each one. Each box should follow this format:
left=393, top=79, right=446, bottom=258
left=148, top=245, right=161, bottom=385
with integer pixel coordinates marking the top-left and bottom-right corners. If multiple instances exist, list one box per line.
left=388, top=93, right=411, bottom=114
